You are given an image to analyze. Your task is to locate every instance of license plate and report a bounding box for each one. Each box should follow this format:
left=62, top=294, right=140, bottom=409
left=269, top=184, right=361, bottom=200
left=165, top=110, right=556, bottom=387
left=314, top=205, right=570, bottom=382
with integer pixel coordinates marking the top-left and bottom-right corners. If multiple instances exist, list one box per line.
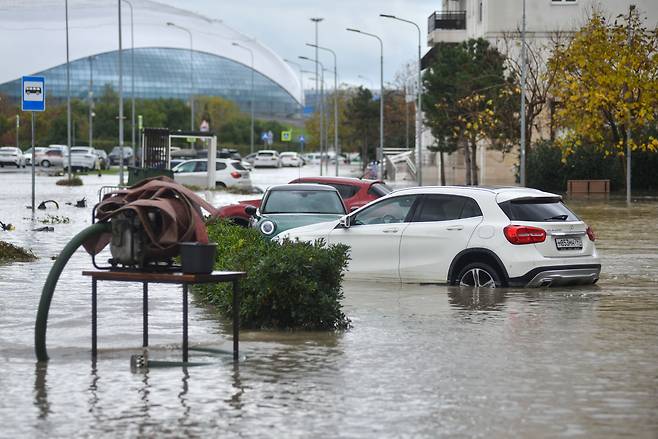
left=555, top=237, right=582, bottom=250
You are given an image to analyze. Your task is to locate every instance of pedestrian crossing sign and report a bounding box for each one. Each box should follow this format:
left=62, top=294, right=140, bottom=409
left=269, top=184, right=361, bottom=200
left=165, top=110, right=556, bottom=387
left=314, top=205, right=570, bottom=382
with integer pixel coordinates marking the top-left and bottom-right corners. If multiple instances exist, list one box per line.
left=281, top=130, right=292, bottom=142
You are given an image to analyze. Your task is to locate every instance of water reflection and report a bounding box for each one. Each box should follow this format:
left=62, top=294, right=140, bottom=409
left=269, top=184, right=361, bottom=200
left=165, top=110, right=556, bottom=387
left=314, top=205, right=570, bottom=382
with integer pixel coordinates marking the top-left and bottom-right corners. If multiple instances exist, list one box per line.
left=177, top=367, right=191, bottom=431
left=227, top=362, right=244, bottom=410
left=447, top=286, right=507, bottom=311
left=33, top=361, right=50, bottom=420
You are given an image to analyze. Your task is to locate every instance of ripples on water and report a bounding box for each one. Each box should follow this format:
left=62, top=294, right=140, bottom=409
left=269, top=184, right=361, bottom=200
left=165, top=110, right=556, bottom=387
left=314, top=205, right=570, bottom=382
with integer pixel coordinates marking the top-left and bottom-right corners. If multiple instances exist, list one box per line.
left=1, top=171, right=657, bottom=438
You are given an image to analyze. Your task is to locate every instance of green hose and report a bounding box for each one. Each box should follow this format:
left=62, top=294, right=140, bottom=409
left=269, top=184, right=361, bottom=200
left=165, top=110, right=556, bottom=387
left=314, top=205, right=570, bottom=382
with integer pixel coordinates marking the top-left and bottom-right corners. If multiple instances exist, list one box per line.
left=35, top=222, right=111, bottom=362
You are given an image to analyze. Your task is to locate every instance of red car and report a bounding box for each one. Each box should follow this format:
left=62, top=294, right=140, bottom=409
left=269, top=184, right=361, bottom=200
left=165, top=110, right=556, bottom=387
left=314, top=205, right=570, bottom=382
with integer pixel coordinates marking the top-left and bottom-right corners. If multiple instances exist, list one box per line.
left=216, top=176, right=391, bottom=226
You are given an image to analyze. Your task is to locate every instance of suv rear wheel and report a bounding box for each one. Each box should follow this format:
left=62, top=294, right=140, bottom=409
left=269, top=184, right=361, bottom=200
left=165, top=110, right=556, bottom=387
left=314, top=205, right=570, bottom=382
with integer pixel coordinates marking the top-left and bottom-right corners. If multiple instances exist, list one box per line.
left=457, top=262, right=501, bottom=288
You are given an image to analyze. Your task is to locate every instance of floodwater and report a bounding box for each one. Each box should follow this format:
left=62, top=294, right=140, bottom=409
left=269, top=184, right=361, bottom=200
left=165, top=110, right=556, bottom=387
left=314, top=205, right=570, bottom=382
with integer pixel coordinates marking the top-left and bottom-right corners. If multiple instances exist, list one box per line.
left=0, top=167, right=657, bottom=438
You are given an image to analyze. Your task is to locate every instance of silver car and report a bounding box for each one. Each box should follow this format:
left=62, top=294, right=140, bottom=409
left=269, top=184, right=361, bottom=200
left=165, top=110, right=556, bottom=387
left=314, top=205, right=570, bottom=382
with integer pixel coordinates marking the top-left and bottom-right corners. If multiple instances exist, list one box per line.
left=0, top=147, right=25, bottom=168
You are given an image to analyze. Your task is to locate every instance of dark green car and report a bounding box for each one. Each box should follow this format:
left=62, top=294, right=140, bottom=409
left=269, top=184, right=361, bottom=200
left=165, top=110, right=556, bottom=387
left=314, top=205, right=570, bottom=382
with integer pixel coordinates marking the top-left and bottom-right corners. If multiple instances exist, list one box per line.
left=247, top=184, right=347, bottom=238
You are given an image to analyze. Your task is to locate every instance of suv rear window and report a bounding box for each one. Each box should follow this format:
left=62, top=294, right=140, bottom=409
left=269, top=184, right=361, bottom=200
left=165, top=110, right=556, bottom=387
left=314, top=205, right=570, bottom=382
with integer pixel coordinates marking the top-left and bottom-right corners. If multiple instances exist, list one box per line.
left=232, top=162, right=247, bottom=171
left=328, top=183, right=359, bottom=199
left=498, top=198, right=579, bottom=222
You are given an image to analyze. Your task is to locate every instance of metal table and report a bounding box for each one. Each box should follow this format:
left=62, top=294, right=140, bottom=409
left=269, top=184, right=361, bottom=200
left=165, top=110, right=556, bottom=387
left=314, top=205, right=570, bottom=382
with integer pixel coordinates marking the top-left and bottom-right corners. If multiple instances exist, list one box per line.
left=82, top=270, right=245, bottom=362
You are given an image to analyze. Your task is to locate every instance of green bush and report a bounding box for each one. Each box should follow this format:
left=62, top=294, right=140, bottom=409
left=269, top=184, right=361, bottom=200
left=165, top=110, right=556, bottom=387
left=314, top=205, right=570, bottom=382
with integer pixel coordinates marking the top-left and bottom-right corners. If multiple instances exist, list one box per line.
left=195, top=220, right=351, bottom=330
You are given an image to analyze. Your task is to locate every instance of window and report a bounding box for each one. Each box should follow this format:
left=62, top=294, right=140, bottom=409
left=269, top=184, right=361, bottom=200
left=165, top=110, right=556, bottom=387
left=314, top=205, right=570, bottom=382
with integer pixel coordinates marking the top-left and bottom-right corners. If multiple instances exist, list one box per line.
left=231, top=162, right=247, bottom=171
left=367, top=183, right=393, bottom=197
left=328, top=184, right=360, bottom=199
left=353, top=195, right=418, bottom=226
left=216, top=162, right=227, bottom=171
left=498, top=198, right=579, bottom=221
left=551, top=0, right=577, bottom=3
left=262, top=190, right=345, bottom=214
left=195, top=161, right=207, bottom=172
left=412, top=195, right=482, bottom=222
left=175, top=161, right=196, bottom=173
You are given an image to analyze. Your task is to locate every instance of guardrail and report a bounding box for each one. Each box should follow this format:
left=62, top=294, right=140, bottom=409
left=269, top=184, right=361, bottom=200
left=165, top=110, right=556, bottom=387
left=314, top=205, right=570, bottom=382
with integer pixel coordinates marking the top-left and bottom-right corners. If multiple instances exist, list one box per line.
left=428, top=11, right=466, bottom=32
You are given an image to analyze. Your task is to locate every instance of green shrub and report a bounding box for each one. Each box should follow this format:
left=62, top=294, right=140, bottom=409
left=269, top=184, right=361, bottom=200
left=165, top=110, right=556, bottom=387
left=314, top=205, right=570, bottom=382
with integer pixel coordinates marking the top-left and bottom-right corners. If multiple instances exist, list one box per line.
left=195, top=220, right=351, bottom=330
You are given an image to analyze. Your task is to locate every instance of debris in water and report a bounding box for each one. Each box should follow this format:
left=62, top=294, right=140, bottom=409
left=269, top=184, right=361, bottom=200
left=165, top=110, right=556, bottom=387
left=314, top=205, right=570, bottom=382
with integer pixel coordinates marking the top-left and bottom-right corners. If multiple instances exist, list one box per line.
left=0, top=221, right=14, bottom=231
left=0, top=240, right=37, bottom=263
left=37, top=200, right=60, bottom=210
left=32, top=226, right=55, bottom=232
left=38, top=215, right=71, bottom=225
left=66, top=197, right=87, bottom=208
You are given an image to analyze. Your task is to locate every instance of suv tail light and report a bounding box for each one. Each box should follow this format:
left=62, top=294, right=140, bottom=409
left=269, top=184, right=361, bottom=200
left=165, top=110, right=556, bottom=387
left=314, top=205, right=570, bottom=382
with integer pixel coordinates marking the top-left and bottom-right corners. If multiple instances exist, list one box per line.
left=586, top=225, right=596, bottom=241
left=230, top=171, right=241, bottom=179
left=504, top=225, right=546, bottom=245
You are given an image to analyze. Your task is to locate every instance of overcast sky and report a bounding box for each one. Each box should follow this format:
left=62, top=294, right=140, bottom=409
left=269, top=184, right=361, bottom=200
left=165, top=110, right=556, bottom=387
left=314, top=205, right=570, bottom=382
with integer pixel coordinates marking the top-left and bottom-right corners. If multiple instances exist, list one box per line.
left=160, top=0, right=438, bottom=89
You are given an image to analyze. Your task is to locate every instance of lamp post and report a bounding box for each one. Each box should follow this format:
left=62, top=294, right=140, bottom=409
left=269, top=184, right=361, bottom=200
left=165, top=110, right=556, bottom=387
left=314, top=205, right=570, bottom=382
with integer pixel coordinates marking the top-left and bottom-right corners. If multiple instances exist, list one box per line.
left=380, top=14, right=423, bottom=186
left=65, top=0, right=72, bottom=181
left=519, top=0, right=527, bottom=187
left=88, top=56, right=94, bottom=148
left=306, top=43, right=339, bottom=176
left=233, top=42, right=255, bottom=154
left=310, top=18, right=323, bottom=172
left=122, top=0, right=135, bottom=165
left=347, top=28, right=384, bottom=180
left=300, top=55, right=325, bottom=175
left=118, top=0, right=124, bottom=185
left=357, top=74, right=374, bottom=90
left=167, top=22, right=194, bottom=131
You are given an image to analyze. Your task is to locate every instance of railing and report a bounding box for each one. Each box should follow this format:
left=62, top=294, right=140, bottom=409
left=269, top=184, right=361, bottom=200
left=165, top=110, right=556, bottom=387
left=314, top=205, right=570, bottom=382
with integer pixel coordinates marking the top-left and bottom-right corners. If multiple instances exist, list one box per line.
left=428, top=11, right=466, bottom=32
left=385, top=150, right=416, bottom=182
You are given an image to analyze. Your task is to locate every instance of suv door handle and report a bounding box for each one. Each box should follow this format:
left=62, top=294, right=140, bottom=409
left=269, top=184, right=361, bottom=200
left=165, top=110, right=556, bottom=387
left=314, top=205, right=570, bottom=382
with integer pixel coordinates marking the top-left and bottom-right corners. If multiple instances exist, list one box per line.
left=446, top=225, right=464, bottom=231
left=382, top=228, right=399, bottom=233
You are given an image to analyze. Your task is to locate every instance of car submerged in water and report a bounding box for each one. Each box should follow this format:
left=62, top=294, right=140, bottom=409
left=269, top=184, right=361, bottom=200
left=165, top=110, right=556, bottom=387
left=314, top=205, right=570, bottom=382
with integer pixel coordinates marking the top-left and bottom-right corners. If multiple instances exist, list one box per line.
left=247, top=184, right=347, bottom=238
left=277, top=186, right=601, bottom=288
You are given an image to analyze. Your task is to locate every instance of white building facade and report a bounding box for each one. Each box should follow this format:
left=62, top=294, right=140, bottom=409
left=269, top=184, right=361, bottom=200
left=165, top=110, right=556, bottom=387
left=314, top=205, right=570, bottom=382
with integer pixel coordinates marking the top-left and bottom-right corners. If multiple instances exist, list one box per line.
left=423, top=0, right=658, bottom=186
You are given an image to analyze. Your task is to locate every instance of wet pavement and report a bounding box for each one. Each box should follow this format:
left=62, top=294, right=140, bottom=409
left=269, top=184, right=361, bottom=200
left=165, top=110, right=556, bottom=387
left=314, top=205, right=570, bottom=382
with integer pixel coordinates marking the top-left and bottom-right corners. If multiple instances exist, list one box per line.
left=0, top=167, right=657, bottom=438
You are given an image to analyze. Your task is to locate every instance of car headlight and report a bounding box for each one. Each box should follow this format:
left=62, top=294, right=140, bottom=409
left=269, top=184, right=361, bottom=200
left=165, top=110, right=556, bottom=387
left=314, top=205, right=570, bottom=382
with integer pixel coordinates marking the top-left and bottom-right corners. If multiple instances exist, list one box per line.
left=259, top=220, right=276, bottom=235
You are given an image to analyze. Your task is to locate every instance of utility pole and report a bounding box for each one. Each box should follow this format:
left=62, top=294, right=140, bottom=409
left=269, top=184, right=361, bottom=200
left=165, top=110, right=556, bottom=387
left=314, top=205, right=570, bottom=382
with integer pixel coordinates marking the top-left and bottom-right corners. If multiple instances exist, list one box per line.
left=65, top=0, right=72, bottom=181
left=626, top=4, right=636, bottom=206
left=88, top=56, right=94, bottom=148
left=15, top=115, right=19, bottom=149
left=519, top=0, right=527, bottom=187
left=118, top=0, right=124, bottom=185
left=311, top=18, right=323, bottom=175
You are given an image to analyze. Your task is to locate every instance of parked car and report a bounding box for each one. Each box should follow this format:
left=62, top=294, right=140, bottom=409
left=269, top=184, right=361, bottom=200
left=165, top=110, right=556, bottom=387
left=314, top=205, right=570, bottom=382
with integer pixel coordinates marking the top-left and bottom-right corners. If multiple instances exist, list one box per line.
left=277, top=186, right=601, bottom=287
left=94, top=149, right=110, bottom=170
left=23, top=146, right=48, bottom=166
left=216, top=177, right=390, bottom=227
left=68, top=147, right=98, bottom=171
left=0, top=146, right=25, bottom=168
left=247, top=184, right=347, bottom=238
left=108, top=146, right=134, bottom=165
left=280, top=151, right=303, bottom=167
left=253, top=150, right=281, bottom=168
left=40, top=148, right=65, bottom=168
left=172, top=158, right=251, bottom=190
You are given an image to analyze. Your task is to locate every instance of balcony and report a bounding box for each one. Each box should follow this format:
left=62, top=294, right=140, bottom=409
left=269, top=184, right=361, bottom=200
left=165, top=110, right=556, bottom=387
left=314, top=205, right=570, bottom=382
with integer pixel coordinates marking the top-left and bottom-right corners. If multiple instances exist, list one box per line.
left=427, top=11, right=467, bottom=45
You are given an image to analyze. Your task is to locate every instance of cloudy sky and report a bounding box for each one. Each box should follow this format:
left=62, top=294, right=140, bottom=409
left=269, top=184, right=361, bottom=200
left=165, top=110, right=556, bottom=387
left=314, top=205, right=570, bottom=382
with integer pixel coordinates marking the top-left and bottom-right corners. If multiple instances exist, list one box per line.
left=160, top=0, right=438, bottom=89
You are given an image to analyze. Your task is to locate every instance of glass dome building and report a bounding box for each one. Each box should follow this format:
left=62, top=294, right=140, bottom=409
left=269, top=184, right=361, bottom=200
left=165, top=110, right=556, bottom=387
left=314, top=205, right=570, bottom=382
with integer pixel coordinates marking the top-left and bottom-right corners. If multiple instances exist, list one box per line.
left=0, top=0, right=303, bottom=120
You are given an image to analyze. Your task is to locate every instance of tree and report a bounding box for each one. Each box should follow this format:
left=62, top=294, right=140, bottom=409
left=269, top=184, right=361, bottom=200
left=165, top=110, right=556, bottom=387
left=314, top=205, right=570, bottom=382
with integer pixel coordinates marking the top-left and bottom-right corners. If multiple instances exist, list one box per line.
left=548, top=10, right=658, bottom=188
left=423, top=39, right=516, bottom=185
left=344, top=87, right=378, bottom=167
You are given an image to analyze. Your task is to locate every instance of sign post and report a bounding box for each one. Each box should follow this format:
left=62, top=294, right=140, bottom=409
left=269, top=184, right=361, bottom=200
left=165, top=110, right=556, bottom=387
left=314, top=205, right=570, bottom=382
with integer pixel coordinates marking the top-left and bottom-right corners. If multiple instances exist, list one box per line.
left=22, top=76, right=45, bottom=215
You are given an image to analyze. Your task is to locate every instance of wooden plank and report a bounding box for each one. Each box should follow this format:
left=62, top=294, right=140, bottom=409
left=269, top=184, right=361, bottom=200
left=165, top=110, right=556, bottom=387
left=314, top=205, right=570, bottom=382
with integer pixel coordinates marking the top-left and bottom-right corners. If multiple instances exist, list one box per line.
left=82, top=270, right=245, bottom=284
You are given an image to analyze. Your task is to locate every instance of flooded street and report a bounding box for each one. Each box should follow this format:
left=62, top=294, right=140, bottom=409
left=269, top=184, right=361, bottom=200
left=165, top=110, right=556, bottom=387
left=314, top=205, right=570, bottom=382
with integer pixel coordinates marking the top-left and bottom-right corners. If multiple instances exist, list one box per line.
left=1, top=168, right=657, bottom=438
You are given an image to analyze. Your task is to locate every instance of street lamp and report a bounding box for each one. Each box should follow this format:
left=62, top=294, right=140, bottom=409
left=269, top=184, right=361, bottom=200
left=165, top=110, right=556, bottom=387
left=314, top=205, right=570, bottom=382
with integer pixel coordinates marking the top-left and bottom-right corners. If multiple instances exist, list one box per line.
left=122, top=0, right=136, bottom=166
left=306, top=43, right=340, bottom=176
left=299, top=55, right=326, bottom=176
left=167, top=22, right=194, bottom=131
left=118, top=0, right=125, bottom=185
left=357, top=74, right=374, bottom=90
left=520, top=0, right=527, bottom=187
left=65, top=0, right=72, bottom=181
left=233, top=42, right=255, bottom=154
left=347, top=28, right=384, bottom=180
left=88, top=56, right=94, bottom=148
left=380, top=14, right=423, bottom=186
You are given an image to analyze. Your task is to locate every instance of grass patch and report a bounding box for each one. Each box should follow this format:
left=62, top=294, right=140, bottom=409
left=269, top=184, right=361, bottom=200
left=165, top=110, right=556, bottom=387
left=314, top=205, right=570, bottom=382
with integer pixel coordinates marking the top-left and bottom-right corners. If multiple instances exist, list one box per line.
left=0, top=241, right=37, bottom=264
left=56, top=176, right=83, bottom=186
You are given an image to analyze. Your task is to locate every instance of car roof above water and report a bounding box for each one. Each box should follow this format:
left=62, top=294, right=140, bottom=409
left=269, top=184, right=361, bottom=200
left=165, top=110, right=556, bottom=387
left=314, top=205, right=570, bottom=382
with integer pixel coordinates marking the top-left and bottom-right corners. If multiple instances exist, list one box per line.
left=391, top=185, right=560, bottom=201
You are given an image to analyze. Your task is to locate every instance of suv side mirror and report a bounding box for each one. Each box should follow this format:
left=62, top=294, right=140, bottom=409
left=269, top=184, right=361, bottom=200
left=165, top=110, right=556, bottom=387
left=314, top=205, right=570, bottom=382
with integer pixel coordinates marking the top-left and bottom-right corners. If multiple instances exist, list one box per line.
left=244, top=205, right=257, bottom=217
left=338, top=215, right=351, bottom=229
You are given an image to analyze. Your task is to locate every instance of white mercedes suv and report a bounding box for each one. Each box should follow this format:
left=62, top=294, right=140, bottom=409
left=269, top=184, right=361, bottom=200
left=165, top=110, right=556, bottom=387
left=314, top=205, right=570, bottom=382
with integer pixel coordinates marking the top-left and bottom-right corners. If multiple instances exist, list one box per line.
left=277, top=186, right=600, bottom=288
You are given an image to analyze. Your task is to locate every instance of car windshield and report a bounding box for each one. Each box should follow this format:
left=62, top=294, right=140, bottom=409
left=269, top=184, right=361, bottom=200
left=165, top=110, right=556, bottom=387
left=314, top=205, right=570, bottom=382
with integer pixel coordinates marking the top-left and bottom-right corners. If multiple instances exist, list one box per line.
left=258, top=152, right=274, bottom=157
left=71, top=148, right=89, bottom=153
left=498, top=198, right=580, bottom=222
left=262, top=190, right=345, bottom=214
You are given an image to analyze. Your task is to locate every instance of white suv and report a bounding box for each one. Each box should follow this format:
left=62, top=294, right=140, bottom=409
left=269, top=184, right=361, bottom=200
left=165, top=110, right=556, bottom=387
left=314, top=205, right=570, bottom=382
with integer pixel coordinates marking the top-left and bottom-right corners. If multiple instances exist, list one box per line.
left=172, top=158, right=252, bottom=190
left=253, top=150, right=281, bottom=168
left=277, top=186, right=600, bottom=288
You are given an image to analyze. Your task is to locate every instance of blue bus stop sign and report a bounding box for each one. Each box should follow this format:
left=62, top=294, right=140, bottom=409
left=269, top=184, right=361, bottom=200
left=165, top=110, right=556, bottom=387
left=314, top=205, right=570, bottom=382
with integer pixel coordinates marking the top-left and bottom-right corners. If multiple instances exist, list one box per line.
left=298, top=135, right=305, bottom=143
left=21, top=76, right=46, bottom=112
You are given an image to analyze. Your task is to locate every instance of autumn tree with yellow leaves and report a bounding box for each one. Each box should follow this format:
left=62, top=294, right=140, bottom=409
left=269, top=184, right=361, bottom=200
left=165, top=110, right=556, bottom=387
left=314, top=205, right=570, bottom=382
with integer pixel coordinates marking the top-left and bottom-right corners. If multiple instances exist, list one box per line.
left=549, top=9, right=658, bottom=188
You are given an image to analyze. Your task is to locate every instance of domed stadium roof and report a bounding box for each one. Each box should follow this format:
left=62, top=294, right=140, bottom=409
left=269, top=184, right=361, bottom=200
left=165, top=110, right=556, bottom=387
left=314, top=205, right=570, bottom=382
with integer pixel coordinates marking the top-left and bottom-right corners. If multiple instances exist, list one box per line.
left=0, top=0, right=302, bottom=107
